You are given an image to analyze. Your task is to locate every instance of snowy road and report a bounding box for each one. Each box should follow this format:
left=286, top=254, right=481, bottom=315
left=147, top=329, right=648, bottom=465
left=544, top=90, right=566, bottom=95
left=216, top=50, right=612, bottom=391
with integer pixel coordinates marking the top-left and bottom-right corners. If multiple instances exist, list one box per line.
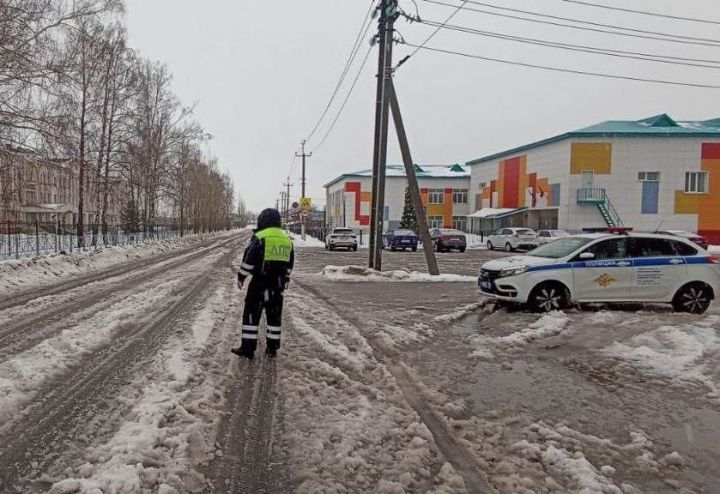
left=1, top=243, right=719, bottom=493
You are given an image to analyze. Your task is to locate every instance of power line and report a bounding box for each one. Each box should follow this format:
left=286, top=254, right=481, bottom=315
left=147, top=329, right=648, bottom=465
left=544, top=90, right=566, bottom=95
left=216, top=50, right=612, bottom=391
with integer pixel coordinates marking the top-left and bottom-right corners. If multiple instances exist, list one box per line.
left=400, top=42, right=720, bottom=89
left=311, top=46, right=374, bottom=153
left=422, top=0, right=720, bottom=48
left=304, top=0, right=377, bottom=145
left=563, top=0, right=720, bottom=26
left=399, top=0, right=468, bottom=68
left=416, top=18, right=720, bottom=69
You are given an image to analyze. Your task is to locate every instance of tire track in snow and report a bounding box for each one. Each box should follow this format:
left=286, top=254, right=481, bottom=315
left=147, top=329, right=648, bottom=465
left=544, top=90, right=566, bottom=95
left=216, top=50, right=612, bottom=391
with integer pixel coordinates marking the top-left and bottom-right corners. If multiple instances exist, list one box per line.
left=0, top=235, right=244, bottom=360
left=207, top=355, right=289, bottom=494
left=0, top=241, right=241, bottom=493
left=294, top=279, right=493, bottom=493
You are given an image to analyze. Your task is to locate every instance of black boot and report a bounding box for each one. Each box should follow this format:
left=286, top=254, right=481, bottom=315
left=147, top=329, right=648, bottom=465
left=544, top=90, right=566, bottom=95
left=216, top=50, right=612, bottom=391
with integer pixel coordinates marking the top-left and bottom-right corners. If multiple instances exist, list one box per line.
left=231, top=347, right=254, bottom=359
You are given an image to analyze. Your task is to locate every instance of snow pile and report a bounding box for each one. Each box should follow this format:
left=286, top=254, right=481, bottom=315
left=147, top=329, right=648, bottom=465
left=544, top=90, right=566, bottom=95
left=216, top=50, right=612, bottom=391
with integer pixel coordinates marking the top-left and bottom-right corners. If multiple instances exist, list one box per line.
left=495, top=311, right=570, bottom=347
left=293, top=234, right=326, bottom=248
left=601, top=317, right=720, bottom=396
left=541, top=446, right=621, bottom=493
left=465, top=234, right=488, bottom=250
left=321, top=265, right=476, bottom=282
left=434, top=302, right=486, bottom=323
left=49, top=285, right=232, bottom=493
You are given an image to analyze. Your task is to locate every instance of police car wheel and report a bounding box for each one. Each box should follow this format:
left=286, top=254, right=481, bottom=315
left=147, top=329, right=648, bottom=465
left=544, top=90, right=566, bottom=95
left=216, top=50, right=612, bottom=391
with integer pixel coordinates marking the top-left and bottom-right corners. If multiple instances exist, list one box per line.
left=487, top=241, right=493, bottom=250
left=673, top=283, right=712, bottom=314
left=529, top=282, right=569, bottom=313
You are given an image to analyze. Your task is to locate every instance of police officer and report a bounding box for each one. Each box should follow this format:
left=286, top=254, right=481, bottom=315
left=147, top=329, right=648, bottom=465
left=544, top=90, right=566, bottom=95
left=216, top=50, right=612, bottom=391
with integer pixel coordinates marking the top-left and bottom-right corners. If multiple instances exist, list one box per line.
left=233, top=208, right=294, bottom=359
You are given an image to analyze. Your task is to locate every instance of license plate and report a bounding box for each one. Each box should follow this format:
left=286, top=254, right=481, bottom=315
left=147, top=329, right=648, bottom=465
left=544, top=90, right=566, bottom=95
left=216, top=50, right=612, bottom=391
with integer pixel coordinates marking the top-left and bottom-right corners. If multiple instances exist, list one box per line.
left=480, top=280, right=492, bottom=290
left=402, top=239, right=410, bottom=243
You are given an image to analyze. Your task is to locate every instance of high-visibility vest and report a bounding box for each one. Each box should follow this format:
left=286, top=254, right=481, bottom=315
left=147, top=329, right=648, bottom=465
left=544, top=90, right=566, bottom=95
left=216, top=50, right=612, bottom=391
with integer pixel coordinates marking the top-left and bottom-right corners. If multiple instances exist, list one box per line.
left=255, top=227, right=293, bottom=262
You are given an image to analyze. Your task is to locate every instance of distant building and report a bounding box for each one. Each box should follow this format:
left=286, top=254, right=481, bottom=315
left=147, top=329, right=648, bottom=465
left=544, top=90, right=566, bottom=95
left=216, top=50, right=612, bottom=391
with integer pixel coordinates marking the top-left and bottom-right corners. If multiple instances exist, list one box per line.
left=0, top=145, right=122, bottom=225
left=324, top=164, right=471, bottom=232
left=467, top=114, right=720, bottom=243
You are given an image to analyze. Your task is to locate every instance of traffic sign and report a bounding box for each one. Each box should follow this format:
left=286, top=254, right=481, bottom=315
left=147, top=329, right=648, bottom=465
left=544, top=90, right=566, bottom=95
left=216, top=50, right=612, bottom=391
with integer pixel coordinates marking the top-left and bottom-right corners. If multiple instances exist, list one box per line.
left=300, top=197, right=312, bottom=212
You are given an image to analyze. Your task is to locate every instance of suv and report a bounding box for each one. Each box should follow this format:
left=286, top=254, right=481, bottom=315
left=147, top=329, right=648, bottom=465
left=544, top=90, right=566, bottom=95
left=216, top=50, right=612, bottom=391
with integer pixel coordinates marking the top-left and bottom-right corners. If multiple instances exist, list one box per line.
left=325, top=227, right=358, bottom=251
left=537, top=229, right=570, bottom=245
left=487, top=228, right=538, bottom=252
left=478, top=232, right=720, bottom=313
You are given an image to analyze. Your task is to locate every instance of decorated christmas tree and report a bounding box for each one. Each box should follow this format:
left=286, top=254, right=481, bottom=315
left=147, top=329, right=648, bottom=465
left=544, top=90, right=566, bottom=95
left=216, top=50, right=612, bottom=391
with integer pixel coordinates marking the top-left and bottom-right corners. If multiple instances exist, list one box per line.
left=400, top=186, right=418, bottom=232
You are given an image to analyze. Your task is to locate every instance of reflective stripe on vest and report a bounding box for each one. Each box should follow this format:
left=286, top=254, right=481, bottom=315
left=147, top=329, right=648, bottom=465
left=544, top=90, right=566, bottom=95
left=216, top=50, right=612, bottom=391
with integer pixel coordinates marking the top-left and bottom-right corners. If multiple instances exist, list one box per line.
left=256, top=227, right=293, bottom=262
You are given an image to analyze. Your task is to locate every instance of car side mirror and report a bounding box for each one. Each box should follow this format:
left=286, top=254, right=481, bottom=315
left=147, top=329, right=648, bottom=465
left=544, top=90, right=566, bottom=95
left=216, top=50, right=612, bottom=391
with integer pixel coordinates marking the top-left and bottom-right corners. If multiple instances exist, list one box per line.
left=579, top=252, right=595, bottom=260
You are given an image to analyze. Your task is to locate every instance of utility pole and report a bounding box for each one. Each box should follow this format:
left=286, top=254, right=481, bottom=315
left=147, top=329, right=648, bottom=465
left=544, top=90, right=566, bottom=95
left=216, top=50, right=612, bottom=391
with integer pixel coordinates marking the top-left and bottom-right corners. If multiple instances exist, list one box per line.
left=369, top=0, right=396, bottom=271
left=388, top=80, right=439, bottom=275
left=282, top=177, right=293, bottom=227
left=296, top=140, right=312, bottom=241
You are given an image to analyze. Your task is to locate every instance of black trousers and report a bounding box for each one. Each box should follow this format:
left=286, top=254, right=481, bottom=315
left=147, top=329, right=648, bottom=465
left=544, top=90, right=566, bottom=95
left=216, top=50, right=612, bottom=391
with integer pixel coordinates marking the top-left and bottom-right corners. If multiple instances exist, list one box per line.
left=240, top=277, right=284, bottom=354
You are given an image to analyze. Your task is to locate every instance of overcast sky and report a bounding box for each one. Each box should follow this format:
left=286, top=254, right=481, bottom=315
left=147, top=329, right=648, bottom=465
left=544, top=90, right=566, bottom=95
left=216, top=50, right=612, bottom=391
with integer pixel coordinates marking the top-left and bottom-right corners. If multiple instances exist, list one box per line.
left=124, top=0, right=719, bottom=212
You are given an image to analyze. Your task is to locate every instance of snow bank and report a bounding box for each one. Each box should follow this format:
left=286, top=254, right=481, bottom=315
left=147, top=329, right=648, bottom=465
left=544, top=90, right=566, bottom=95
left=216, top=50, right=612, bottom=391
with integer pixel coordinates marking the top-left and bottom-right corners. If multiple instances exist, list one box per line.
left=292, top=234, right=326, bottom=248
left=601, top=316, right=720, bottom=396
left=321, top=265, right=476, bottom=282
left=0, top=231, right=230, bottom=295
left=465, top=234, right=488, bottom=250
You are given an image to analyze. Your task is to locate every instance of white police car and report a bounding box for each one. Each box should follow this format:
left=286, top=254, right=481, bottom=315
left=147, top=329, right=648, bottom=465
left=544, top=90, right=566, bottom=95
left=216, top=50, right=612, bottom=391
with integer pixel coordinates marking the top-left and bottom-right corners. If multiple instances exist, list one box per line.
left=478, top=231, right=720, bottom=313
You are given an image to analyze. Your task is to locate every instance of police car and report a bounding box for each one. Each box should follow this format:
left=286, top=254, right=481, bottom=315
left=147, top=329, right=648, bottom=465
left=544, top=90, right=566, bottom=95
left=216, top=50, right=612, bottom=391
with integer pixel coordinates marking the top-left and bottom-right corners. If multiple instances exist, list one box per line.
left=478, top=230, right=720, bottom=313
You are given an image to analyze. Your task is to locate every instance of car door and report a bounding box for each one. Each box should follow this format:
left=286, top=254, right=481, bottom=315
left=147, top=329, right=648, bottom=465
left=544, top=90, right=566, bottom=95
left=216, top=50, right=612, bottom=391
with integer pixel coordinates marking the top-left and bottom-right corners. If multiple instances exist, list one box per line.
left=572, top=237, right=633, bottom=302
left=629, top=237, right=688, bottom=302
left=492, top=229, right=507, bottom=246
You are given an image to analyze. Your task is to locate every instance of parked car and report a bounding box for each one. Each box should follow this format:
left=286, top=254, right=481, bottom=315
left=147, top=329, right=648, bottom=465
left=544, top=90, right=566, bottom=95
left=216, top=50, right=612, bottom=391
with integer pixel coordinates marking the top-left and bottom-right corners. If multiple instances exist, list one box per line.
left=537, top=229, right=570, bottom=245
left=478, top=231, right=720, bottom=313
left=487, top=227, right=539, bottom=252
left=383, top=229, right=418, bottom=251
left=657, top=230, right=710, bottom=250
left=430, top=228, right=467, bottom=253
left=325, top=227, right=358, bottom=251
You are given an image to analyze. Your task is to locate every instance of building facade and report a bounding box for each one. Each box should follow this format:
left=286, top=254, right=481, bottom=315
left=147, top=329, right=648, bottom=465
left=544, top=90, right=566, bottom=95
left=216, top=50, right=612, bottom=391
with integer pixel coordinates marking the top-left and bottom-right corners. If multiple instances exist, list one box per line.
left=467, top=115, right=720, bottom=243
left=0, top=145, right=122, bottom=225
left=325, top=164, right=471, bottom=232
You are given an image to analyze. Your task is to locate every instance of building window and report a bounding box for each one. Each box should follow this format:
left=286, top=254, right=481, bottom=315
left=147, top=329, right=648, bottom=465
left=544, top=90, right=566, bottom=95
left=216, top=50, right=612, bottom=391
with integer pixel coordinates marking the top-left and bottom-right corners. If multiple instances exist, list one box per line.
left=478, top=182, right=487, bottom=189
left=452, top=189, right=468, bottom=204
left=638, top=171, right=660, bottom=181
left=452, top=216, right=467, bottom=231
left=428, top=215, right=444, bottom=228
left=685, top=171, right=708, bottom=193
left=428, top=189, right=444, bottom=204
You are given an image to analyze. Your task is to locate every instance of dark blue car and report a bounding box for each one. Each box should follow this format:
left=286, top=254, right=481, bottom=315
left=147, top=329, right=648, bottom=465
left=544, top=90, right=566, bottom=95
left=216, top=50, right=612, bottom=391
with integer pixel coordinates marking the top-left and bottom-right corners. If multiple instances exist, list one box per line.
left=383, top=229, right=419, bottom=252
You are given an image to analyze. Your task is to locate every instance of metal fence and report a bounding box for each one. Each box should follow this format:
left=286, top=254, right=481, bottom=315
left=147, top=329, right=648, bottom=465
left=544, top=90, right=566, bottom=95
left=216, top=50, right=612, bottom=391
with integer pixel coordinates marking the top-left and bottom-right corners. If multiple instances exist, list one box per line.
left=0, top=221, right=189, bottom=260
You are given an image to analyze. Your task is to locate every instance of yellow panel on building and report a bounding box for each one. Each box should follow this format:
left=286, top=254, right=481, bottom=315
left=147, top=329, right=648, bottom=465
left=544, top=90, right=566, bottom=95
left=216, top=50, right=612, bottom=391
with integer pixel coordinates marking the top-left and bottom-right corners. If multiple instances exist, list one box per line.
left=570, top=143, right=612, bottom=175
left=674, top=191, right=700, bottom=214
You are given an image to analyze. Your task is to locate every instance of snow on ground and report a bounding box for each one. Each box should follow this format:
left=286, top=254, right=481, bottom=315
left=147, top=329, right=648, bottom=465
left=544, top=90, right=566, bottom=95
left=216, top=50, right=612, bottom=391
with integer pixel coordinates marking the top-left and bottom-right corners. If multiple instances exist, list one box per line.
left=0, top=230, right=234, bottom=295
left=321, top=265, right=477, bottom=282
left=600, top=315, right=720, bottom=398
left=282, top=290, right=461, bottom=493
left=465, top=234, right=488, bottom=250
left=0, top=278, right=184, bottom=426
left=292, top=234, right=326, bottom=248
left=48, top=284, right=234, bottom=493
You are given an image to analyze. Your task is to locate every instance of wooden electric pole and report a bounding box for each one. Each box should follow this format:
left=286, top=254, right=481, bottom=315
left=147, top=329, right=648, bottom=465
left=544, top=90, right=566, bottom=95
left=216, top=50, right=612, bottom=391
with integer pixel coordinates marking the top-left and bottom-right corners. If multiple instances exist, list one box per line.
left=369, top=0, right=396, bottom=271
left=388, top=80, right=440, bottom=275
left=296, top=140, right=312, bottom=240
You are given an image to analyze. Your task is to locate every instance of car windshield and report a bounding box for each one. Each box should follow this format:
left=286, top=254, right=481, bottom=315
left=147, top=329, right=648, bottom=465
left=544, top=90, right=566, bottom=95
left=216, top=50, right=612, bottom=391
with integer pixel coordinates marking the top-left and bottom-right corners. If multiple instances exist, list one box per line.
left=334, top=229, right=353, bottom=234
left=439, top=229, right=463, bottom=235
left=395, top=230, right=415, bottom=236
left=528, top=237, right=593, bottom=258
left=516, top=229, right=535, bottom=235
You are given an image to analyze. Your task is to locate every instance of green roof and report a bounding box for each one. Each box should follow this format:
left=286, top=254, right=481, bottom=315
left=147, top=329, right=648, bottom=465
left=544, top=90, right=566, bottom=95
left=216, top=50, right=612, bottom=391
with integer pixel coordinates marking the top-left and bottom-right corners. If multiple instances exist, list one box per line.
left=467, top=114, right=720, bottom=166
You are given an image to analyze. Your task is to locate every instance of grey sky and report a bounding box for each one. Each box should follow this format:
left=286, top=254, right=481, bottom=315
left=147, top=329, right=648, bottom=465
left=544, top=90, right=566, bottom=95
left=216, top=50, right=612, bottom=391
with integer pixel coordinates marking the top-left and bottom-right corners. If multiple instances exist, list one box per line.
left=125, top=0, right=719, bottom=212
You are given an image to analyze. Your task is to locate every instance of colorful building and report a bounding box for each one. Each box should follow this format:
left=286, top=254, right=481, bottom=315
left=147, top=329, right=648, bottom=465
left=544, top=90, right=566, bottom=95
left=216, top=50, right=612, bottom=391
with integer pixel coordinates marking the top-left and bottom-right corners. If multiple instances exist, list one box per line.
left=467, top=114, right=720, bottom=243
left=324, top=164, right=471, bottom=233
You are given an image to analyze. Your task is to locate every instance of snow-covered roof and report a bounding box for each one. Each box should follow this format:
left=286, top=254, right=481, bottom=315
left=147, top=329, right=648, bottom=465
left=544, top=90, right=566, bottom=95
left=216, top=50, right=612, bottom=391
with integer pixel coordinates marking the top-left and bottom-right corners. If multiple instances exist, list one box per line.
left=324, top=164, right=470, bottom=188
left=467, top=208, right=520, bottom=219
